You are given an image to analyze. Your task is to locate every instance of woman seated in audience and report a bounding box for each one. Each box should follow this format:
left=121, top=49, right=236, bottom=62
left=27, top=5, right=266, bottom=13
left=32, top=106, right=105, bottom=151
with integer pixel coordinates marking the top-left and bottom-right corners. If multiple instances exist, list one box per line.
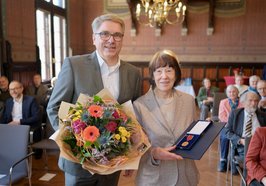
left=242, top=75, right=261, bottom=95
left=234, top=75, right=248, bottom=97
left=217, top=85, right=243, bottom=172
left=246, top=127, right=266, bottom=186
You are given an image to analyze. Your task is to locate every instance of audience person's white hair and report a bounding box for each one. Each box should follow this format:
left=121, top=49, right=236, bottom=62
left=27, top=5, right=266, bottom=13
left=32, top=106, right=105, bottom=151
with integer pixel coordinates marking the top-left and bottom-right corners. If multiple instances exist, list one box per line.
left=240, top=91, right=260, bottom=104
left=51, top=77, right=57, bottom=87
left=226, top=85, right=239, bottom=97
left=249, top=75, right=260, bottom=85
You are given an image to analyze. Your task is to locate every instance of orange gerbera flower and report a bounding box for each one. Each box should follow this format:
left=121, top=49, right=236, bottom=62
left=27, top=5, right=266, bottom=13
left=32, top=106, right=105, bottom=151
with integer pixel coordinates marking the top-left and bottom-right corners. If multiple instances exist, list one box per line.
left=88, top=105, right=104, bottom=118
left=82, top=126, right=100, bottom=142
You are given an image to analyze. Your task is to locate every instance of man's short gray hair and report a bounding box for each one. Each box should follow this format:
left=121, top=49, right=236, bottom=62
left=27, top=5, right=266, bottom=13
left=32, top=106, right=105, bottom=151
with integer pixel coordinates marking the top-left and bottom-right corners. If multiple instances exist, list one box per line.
left=91, top=14, right=125, bottom=33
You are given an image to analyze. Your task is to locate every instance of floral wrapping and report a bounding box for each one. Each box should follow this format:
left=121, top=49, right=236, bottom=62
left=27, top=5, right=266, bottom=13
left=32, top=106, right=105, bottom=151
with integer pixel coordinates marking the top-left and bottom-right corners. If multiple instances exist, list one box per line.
left=53, top=89, right=150, bottom=175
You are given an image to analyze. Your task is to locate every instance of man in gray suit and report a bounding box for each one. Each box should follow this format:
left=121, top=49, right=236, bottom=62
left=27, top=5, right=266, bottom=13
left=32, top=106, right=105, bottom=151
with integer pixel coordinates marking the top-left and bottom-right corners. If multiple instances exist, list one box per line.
left=47, top=14, right=141, bottom=186
left=225, top=91, right=266, bottom=174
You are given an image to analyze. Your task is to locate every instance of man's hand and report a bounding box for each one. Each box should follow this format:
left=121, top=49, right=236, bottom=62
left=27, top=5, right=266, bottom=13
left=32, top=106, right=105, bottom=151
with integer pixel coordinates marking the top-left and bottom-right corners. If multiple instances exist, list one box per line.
left=239, top=138, right=245, bottom=146
left=8, top=120, right=20, bottom=125
left=258, top=99, right=266, bottom=108
left=151, top=146, right=183, bottom=161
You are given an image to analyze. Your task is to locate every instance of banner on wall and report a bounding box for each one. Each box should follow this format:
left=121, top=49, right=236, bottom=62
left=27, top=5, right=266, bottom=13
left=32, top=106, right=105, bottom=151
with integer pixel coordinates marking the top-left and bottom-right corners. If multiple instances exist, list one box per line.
left=188, top=0, right=246, bottom=17
left=103, top=0, right=130, bottom=17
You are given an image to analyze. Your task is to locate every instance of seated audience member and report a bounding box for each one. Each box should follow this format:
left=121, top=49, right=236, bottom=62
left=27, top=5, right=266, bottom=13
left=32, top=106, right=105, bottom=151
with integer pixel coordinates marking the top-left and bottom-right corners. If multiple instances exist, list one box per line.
left=0, top=80, right=42, bottom=158
left=242, top=75, right=260, bottom=95
left=218, top=85, right=243, bottom=172
left=46, top=76, right=57, bottom=102
left=234, top=75, right=248, bottom=96
left=257, top=80, right=266, bottom=112
left=26, top=73, right=48, bottom=108
left=246, top=127, right=266, bottom=186
left=197, top=78, right=219, bottom=120
left=0, top=76, right=11, bottom=118
left=1, top=80, right=40, bottom=126
left=0, top=75, right=11, bottom=101
left=225, top=91, right=266, bottom=174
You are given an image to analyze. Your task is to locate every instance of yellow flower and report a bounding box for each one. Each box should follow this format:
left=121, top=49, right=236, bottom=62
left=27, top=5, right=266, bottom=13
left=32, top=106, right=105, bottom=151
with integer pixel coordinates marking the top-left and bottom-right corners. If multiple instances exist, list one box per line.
left=126, top=131, right=131, bottom=138
left=118, top=126, right=125, bottom=132
left=114, top=134, right=121, bottom=140
left=73, top=117, right=80, bottom=121
left=121, top=136, right=127, bottom=143
left=120, top=129, right=128, bottom=137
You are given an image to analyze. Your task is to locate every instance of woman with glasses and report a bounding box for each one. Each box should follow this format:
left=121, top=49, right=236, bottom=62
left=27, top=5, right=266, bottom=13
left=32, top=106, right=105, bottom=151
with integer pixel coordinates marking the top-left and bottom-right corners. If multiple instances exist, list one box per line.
left=133, top=50, right=199, bottom=186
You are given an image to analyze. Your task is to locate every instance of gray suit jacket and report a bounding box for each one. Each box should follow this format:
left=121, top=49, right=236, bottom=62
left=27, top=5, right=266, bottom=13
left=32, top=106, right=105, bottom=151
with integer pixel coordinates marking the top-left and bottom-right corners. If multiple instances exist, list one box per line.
left=133, top=88, right=199, bottom=186
left=225, top=108, right=266, bottom=147
left=47, top=52, right=141, bottom=176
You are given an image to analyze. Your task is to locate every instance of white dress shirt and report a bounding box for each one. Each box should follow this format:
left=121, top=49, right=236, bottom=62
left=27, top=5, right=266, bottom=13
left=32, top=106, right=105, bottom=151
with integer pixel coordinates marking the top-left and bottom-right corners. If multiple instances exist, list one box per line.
left=96, top=51, right=120, bottom=100
left=12, top=95, right=23, bottom=122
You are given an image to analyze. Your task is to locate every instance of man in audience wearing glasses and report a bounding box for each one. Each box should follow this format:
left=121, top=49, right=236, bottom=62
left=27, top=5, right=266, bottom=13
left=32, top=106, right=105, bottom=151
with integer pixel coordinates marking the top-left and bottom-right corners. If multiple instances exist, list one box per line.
left=0, top=80, right=42, bottom=159
left=0, top=80, right=40, bottom=126
left=225, top=91, right=266, bottom=174
left=47, top=14, right=141, bottom=186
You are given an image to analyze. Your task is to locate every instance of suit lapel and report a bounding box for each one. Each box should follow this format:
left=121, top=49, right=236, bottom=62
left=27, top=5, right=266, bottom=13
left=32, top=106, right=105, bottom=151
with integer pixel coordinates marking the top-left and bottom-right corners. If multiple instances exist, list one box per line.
left=118, top=61, right=126, bottom=102
left=22, top=96, right=26, bottom=118
left=87, top=53, right=104, bottom=92
left=238, top=109, right=245, bottom=134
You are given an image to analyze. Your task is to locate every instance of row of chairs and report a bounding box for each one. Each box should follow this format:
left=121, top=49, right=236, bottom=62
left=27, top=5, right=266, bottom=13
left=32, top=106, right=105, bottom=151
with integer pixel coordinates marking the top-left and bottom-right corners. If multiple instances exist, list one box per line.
left=211, top=92, right=250, bottom=186
left=0, top=119, right=59, bottom=185
left=226, top=137, right=250, bottom=186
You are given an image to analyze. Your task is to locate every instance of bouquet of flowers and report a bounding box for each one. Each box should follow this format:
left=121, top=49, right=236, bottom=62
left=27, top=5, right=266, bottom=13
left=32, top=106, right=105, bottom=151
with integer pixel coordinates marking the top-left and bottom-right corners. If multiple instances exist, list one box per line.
left=54, top=89, right=150, bottom=174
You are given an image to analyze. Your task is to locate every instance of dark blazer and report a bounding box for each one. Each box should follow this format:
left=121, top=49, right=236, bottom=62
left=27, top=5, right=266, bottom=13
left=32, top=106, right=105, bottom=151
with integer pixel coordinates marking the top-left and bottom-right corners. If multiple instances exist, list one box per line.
left=0, top=95, right=40, bottom=127
left=46, top=52, right=142, bottom=177
left=225, top=108, right=266, bottom=146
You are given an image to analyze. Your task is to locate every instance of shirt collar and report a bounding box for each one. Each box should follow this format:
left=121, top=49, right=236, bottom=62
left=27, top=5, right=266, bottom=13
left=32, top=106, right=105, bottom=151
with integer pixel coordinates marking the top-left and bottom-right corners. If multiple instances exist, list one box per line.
left=96, top=51, right=120, bottom=72
left=13, top=94, right=23, bottom=103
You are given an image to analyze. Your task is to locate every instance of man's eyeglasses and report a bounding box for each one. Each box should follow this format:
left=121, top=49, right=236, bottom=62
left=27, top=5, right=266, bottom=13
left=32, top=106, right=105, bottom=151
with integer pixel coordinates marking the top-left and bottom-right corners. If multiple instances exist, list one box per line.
left=9, top=87, right=21, bottom=92
left=94, top=31, right=124, bottom=42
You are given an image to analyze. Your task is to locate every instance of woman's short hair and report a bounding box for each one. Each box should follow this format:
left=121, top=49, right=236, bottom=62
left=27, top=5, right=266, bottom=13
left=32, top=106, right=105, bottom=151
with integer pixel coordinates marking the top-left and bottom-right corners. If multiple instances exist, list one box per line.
left=148, top=50, right=181, bottom=88
left=226, top=85, right=239, bottom=97
left=91, top=14, right=125, bottom=33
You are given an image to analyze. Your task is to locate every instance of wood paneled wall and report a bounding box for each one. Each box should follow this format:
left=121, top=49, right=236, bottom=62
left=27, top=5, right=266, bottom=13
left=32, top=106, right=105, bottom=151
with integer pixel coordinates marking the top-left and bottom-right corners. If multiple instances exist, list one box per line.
left=3, top=61, right=37, bottom=88
left=130, top=62, right=265, bottom=95
left=3, top=59, right=264, bottom=96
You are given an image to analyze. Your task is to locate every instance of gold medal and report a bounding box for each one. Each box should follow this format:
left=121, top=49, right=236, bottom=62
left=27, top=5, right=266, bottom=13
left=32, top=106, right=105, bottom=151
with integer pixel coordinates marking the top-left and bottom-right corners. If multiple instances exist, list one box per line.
left=182, top=141, right=189, bottom=146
